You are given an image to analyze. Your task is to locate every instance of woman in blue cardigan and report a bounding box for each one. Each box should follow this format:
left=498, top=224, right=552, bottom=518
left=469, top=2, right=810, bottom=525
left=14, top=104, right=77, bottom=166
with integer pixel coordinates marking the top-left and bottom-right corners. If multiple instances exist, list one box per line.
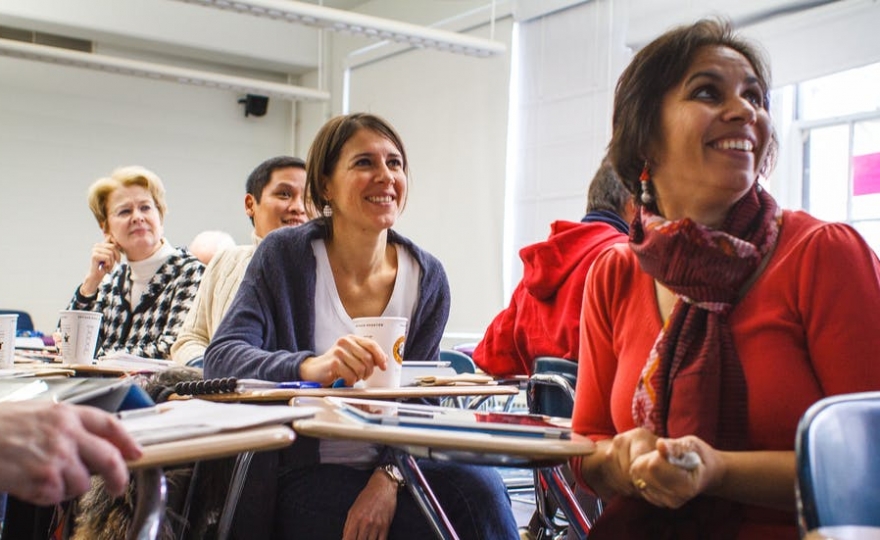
left=206, top=113, right=518, bottom=539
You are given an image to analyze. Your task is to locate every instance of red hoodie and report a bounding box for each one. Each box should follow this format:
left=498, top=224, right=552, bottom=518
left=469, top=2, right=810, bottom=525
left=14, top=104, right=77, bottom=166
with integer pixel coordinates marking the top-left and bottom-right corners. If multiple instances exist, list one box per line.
left=473, top=219, right=628, bottom=376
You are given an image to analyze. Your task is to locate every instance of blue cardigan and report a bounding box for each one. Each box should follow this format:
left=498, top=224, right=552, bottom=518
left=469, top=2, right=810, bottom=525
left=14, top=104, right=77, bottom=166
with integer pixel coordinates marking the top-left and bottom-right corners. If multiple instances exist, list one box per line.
left=204, top=219, right=450, bottom=381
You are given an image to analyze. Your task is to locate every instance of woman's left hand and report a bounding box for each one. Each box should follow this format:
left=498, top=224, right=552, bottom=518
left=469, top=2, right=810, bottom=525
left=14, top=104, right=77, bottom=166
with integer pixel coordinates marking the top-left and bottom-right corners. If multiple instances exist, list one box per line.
left=342, top=469, right=398, bottom=540
left=628, top=435, right=723, bottom=509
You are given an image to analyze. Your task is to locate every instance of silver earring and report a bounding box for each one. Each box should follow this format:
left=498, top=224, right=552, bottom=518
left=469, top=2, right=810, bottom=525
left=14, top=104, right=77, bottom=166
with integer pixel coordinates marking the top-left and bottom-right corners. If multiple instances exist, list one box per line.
left=322, top=204, right=333, bottom=218
left=639, top=161, right=654, bottom=205
left=640, top=182, right=654, bottom=205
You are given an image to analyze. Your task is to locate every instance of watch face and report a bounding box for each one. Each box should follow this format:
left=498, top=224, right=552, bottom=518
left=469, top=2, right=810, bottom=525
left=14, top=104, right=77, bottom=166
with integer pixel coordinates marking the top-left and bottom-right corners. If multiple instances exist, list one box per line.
left=385, top=465, right=404, bottom=485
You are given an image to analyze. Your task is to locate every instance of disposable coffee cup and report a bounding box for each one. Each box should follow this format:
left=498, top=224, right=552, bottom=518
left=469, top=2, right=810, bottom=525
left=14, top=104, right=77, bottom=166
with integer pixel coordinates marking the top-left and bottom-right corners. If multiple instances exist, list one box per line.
left=354, top=316, right=407, bottom=388
left=0, top=314, right=18, bottom=369
left=58, top=310, right=103, bottom=363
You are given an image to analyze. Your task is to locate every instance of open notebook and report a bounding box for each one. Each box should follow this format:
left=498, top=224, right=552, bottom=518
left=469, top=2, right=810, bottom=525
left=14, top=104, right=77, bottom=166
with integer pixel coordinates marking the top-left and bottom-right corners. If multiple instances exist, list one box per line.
left=327, top=396, right=571, bottom=439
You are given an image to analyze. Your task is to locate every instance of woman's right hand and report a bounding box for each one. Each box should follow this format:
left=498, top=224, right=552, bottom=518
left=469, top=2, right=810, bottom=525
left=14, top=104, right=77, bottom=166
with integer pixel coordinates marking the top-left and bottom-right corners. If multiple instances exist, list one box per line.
left=79, top=240, right=121, bottom=297
left=583, top=427, right=659, bottom=500
left=300, top=335, right=389, bottom=386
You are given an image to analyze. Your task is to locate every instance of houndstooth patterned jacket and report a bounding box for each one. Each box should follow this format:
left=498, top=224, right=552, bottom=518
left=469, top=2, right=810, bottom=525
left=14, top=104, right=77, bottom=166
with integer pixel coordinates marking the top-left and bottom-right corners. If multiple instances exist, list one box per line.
left=68, top=249, right=204, bottom=359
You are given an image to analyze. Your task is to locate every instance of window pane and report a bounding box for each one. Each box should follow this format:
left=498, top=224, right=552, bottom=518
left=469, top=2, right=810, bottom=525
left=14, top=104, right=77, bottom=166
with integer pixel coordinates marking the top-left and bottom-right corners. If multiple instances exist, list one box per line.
left=805, top=125, right=850, bottom=222
left=799, top=62, right=880, bottom=121
left=852, top=120, right=880, bottom=221
left=852, top=220, right=880, bottom=257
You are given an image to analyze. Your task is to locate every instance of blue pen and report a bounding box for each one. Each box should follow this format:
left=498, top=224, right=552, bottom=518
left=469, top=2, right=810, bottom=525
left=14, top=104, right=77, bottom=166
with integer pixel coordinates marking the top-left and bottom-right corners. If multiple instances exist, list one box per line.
left=277, top=381, right=321, bottom=389
left=331, top=378, right=348, bottom=388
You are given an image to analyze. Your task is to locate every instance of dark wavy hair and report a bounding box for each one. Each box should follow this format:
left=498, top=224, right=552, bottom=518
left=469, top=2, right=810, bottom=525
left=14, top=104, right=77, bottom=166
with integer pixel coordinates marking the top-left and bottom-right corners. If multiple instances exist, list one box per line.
left=608, top=18, right=772, bottom=203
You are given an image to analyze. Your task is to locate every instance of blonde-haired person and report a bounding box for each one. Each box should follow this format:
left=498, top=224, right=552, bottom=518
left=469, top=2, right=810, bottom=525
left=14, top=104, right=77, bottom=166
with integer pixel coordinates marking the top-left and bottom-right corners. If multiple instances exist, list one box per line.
left=66, top=166, right=204, bottom=359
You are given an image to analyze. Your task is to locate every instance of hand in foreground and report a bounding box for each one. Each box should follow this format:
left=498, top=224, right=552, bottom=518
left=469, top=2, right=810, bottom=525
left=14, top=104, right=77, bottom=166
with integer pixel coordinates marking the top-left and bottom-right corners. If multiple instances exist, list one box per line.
left=80, top=238, right=122, bottom=297
left=629, top=435, right=719, bottom=509
left=300, top=335, right=388, bottom=386
left=342, top=468, right=398, bottom=540
left=0, top=401, right=142, bottom=506
left=591, top=427, right=659, bottom=501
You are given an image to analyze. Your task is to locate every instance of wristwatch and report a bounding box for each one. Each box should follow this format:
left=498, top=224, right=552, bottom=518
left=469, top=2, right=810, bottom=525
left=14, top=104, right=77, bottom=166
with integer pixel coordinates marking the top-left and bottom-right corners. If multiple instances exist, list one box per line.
left=379, top=464, right=406, bottom=489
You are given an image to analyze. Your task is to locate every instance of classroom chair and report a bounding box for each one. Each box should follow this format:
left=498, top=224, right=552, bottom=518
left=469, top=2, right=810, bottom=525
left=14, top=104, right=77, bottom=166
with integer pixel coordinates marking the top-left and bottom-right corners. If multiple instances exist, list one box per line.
left=795, top=390, right=880, bottom=535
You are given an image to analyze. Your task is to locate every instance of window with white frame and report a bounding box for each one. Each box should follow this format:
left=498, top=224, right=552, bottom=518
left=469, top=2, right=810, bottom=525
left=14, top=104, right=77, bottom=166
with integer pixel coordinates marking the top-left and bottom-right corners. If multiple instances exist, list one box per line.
left=795, top=62, right=880, bottom=255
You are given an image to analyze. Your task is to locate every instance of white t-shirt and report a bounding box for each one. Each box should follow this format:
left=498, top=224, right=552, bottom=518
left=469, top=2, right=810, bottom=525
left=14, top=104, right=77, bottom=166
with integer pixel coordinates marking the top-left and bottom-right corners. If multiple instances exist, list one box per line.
left=311, top=238, right=421, bottom=466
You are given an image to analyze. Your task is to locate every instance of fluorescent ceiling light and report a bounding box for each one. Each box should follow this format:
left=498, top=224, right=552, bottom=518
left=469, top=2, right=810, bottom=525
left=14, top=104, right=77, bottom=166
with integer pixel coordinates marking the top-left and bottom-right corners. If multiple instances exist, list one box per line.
left=170, top=0, right=507, bottom=57
left=0, top=37, right=329, bottom=102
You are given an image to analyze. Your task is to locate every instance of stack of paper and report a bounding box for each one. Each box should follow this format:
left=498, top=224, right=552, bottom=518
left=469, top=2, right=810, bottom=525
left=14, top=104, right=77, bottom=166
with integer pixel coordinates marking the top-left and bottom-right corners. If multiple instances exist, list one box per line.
left=96, top=352, right=175, bottom=372
left=119, top=399, right=318, bottom=445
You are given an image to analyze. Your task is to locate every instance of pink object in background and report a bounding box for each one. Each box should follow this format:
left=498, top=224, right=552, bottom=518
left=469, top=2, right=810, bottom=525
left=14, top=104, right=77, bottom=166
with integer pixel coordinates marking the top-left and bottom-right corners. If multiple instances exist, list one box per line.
left=853, top=152, right=880, bottom=196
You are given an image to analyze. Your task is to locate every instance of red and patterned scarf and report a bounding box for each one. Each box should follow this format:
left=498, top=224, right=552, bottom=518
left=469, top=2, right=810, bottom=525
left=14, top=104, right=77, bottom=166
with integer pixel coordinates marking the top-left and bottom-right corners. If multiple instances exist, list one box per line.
left=630, top=184, right=781, bottom=448
left=589, top=184, right=783, bottom=540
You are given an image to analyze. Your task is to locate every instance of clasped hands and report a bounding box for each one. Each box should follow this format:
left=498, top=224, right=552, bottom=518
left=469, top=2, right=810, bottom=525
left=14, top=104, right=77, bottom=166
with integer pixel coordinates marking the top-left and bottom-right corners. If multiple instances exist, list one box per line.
left=600, top=427, right=721, bottom=509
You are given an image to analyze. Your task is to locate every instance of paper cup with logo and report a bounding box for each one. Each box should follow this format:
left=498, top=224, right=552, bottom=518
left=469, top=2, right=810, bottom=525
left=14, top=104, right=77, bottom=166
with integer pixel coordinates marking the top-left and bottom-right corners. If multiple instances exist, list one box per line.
left=0, top=314, right=18, bottom=369
left=354, top=316, right=407, bottom=388
left=58, top=310, right=103, bottom=363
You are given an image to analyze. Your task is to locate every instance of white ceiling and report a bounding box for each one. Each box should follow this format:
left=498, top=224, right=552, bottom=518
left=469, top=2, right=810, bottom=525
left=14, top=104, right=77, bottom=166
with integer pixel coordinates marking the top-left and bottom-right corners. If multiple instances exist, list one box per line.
left=0, top=1, right=496, bottom=78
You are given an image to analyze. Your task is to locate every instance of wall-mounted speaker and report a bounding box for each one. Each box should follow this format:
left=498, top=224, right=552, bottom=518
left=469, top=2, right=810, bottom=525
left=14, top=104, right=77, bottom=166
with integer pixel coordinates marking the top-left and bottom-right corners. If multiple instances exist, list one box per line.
left=238, top=94, right=269, bottom=117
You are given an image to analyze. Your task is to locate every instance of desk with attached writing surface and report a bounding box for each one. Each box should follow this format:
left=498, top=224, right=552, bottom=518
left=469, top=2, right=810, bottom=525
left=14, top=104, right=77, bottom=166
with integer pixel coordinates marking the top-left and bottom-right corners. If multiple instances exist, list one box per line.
left=291, top=397, right=595, bottom=540
left=124, top=413, right=298, bottom=540
left=169, top=382, right=519, bottom=405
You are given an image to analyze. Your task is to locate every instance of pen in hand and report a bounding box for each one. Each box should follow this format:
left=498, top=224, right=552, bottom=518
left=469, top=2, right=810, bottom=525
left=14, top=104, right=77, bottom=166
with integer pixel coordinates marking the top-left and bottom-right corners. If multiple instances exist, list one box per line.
left=667, top=451, right=702, bottom=471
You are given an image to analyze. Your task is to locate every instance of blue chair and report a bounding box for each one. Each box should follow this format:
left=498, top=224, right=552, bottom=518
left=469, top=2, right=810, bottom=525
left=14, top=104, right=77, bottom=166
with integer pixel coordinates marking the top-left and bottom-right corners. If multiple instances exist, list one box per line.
left=0, top=309, right=34, bottom=334
left=795, top=391, right=880, bottom=534
left=439, top=349, right=476, bottom=374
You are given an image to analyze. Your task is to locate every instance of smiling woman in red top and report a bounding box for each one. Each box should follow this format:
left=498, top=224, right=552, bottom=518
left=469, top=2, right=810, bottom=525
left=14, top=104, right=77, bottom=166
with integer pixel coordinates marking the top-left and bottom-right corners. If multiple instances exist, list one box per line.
left=570, top=19, right=880, bottom=539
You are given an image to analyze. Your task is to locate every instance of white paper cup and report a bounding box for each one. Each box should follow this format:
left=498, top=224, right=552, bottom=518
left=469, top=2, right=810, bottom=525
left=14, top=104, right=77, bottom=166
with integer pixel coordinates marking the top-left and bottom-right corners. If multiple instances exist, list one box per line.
left=354, top=316, right=407, bottom=388
left=58, top=310, right=103, bottom=363
left=0, top=314, right=18, bottom=369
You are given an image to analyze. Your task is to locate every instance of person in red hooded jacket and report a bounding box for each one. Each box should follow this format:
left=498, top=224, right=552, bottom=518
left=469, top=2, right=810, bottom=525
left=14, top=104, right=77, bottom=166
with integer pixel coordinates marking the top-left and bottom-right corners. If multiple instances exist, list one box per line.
left=473, top=158, right=634, bottom=376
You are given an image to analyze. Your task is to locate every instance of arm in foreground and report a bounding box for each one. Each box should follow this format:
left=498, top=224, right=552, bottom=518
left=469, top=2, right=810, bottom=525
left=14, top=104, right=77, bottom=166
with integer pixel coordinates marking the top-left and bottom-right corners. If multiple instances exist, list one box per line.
left=0, top=401, right=142, bottom=506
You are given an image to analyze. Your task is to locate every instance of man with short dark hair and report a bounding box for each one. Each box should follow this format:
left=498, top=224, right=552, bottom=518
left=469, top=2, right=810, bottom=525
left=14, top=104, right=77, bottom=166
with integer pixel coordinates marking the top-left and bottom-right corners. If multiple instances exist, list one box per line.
left=170, top=156, right=309, bottom=365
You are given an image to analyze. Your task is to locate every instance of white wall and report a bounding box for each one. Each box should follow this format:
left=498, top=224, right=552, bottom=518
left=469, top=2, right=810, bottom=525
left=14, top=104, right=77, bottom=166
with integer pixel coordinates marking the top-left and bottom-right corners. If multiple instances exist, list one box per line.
left=0, top=55, right=295, bottom=332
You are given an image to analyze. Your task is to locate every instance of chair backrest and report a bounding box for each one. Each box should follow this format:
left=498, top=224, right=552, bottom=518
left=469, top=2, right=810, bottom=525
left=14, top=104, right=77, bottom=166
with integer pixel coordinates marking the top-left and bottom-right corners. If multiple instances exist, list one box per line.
left=439, top=349, right=477, bottom=374
left=528, top=356, right=578, bottom=418
left=0, top=310, right=34, bottom=333
left=795, top=391, right=880, bottom=532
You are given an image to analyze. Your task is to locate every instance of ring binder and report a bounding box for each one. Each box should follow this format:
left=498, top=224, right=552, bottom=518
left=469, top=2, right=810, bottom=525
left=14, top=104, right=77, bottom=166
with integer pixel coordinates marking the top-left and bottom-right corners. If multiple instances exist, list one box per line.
left=174, top=377, right=238, bottom=396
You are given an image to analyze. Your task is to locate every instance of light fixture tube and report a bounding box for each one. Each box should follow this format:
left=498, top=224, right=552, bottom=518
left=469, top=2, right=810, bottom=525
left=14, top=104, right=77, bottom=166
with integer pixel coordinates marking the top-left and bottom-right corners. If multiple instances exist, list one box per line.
left=0, top=37, right=329, bottom=102
left=170, top=0, right=506, bottom=57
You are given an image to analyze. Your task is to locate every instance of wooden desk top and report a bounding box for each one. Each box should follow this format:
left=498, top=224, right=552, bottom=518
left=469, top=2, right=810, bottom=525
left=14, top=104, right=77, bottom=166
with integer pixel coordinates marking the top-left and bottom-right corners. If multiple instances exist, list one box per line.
left=804, top=526, right=880, bottom=540
left=171, top=384, right=520, bottom=403
left=291, top=398, right=594, bottom=467
left=128, top=425, right=295, bottom=469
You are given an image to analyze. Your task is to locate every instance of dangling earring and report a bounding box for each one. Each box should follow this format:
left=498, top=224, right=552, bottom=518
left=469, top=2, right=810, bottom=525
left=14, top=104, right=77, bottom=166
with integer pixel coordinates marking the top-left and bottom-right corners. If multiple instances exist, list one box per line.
left=639, top=161, right=654, bottom=205
left=322, top=204, right=333, bottom=218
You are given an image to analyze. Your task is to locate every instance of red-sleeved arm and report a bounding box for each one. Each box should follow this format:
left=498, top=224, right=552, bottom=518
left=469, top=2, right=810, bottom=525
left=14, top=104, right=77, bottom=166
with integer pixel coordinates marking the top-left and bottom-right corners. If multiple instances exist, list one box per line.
left=472, top=282, right=531, bottom=376
left=572, top=246, right=627, bottom=440
left=796, top=222, right=880, bottom=394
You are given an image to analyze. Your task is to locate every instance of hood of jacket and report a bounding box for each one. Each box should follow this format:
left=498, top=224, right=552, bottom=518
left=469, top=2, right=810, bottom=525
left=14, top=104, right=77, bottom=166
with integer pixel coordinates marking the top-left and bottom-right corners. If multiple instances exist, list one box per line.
left=520, top=219, right=626, bottom=300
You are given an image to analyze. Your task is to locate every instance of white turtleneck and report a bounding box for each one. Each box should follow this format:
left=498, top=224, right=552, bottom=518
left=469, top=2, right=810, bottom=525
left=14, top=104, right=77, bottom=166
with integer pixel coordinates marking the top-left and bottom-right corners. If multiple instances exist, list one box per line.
left=127, top=239, right=176, bottom=306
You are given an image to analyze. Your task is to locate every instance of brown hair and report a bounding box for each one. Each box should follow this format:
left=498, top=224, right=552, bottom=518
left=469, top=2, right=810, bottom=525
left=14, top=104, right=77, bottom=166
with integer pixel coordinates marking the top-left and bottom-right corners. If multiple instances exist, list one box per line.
left=305, top=113, right=409, bottom=235
left=608, top=18, right=772, bottom=202
left=87, top=165, right=167, bottom=229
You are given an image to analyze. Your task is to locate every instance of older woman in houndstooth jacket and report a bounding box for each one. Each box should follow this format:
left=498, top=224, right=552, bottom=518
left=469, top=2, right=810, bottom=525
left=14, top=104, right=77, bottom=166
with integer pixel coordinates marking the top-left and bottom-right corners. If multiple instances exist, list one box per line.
left=66, top=165, right=203, bottom=359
